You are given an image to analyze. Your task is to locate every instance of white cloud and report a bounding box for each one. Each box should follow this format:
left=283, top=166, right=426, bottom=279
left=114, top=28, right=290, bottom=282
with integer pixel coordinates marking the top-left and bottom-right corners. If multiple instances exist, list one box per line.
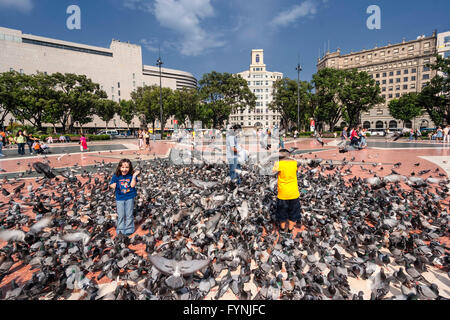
left=140, top=39, right=160, bottom=53
left=0, top=0, right=33, bottom=12
left=124, top=0, right=225, bottom=56
left=270, top=0, right=318, bottom=28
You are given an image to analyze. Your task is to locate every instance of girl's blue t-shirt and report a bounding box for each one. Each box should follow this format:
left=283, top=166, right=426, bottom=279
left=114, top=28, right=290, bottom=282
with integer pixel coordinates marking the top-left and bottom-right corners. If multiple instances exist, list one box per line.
left=110, top=174, right=138, bottom=201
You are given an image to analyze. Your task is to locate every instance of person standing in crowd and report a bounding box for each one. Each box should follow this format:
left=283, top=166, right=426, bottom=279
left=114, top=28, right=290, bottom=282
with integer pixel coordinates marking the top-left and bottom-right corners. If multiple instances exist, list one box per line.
left=341, top=126, right=349, bottom=141
left=279, top=134, right=285, bottom=149
left=24, top=131, right=34, bottom=154
left=272, top=149, right=301, bottom=233
left=0, top=130, right=5, bottom=157
left=294, top=130, right=298, bottom=140
left=15, top=130, right=26, bottom=155
left=415, top=128, right=421, bottom=141
left=359, top=128, right=368, bottom=148
left=436, top=127, right=443, bottom=143
left=138, top=129, right=144, bottom=150
left=226, top=124, right=242, bottom=184
left=110, top=159, right=140, bottom=236
left=79, top=134, right=89, bottom=152
left=144, top=130, right=150, bottom=150
left=350, top=127, right=360, bottom=147
left=310, top=118, right=316, bottom=133
left=443, top=125, right=450, bottom=144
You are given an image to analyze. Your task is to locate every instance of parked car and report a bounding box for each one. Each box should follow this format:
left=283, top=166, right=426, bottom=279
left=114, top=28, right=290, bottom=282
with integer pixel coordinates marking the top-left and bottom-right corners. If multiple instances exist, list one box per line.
left=97, top=130, right=119, bottom=136
left=368, top=128, right=386, bottom=136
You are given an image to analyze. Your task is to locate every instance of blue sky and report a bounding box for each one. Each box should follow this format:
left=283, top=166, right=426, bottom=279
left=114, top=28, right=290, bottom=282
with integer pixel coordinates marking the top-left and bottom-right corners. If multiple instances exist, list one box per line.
left=0, top=0, right=449, bottom=82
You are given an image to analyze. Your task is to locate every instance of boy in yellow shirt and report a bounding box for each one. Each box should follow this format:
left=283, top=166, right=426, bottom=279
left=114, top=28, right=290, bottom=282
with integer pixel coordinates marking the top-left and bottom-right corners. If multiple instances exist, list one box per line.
left=272, top=149, right=301, bottom=233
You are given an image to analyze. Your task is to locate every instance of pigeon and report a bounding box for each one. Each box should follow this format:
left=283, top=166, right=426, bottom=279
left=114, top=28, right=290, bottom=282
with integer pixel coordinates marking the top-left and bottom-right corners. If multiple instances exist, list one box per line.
left=32, top=162, right=56, bottom=179
left=148, top=256, right=210, bottom=289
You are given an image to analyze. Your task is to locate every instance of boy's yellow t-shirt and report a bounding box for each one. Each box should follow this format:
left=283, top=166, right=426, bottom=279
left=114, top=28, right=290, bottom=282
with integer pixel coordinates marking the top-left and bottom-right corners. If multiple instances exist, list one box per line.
left=273, top=160, right=300, bottom=200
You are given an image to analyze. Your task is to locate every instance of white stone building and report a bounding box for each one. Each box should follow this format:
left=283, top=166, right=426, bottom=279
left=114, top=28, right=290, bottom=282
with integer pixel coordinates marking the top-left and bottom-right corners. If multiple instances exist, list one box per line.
left=230, top=49, right=283, bottom=130
left=0, top=26, right=197, bottom=131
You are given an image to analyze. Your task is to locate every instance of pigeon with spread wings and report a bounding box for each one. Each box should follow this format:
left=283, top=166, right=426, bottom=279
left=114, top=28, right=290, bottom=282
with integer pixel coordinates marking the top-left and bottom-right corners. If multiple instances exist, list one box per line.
left=148, top=255, right=210, bottom=289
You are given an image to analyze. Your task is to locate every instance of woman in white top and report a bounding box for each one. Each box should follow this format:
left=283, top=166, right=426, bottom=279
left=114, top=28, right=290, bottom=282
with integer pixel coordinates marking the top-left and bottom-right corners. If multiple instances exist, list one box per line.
left=443, top=125, right=450, bottom=143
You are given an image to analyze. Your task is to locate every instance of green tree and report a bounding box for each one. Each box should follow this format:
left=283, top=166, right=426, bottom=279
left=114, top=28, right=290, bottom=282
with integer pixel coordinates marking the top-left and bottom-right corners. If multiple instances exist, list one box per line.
left=199, top=72, right=256, bottom=129
left=132, top=86, right=159, bottom=130
left=96, top=99, right=118, bottom=130
left=118, top=99, right=136, bottom=130
left=173, top=88, right=201, bottom=128
left=132, top=85, right=176, bottom=134
left=312, top=68, right=346, bottom=131
left=388, top=93, right=423, bottom=127
left=0, top=71, right=27, bottom=129
left=418, top=55, right=450, bottom=126
left=12, top=72, right=59, bottom=132
left=52, top=73, right=107, bottom=133
left=269, top=78, right=312, bottom=131
left=340, top=69, right=385, bottom=129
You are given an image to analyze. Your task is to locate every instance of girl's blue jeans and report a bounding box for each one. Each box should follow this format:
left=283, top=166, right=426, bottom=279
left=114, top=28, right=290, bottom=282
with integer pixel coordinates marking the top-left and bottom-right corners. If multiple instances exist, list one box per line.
left=116, top=198, right=135, bottom=236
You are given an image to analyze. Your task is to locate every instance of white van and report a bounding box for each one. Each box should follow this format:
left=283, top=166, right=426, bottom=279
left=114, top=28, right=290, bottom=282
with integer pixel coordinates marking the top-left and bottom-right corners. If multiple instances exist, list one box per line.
left=97, top=130, right=119, bottom=136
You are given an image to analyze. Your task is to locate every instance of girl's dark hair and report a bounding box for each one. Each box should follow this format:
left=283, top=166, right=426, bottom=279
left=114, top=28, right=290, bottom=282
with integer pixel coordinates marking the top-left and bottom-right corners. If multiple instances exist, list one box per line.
left=115, top=159, right=134, bottom=177
left=16, top=130, right=23, bottom=137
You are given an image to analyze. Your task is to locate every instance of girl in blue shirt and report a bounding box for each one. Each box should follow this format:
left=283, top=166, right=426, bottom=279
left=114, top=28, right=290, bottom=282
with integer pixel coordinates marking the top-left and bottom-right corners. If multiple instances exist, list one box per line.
left=110, top=159, right=140, bottom=236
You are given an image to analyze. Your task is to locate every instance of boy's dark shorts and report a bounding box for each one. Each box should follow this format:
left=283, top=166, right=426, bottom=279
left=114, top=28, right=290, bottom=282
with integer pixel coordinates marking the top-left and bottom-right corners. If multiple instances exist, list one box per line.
left=276, top=198, right=301, bottom=222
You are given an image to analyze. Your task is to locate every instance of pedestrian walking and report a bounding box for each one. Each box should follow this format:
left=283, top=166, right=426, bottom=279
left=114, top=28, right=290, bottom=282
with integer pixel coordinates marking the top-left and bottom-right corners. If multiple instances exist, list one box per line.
left=79, top=134, right=89, bottom=152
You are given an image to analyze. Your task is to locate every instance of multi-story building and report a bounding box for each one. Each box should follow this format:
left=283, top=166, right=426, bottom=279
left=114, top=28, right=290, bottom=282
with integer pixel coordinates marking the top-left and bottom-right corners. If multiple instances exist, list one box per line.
left=230, top=49, right=283, bottom=130
left=0, top=26, right=197, bottom=131
left=317, top=31, right=441, bottom=130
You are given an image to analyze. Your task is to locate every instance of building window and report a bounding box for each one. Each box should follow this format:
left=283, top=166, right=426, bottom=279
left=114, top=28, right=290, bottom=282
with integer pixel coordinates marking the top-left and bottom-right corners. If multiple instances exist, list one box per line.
left=404, top=69, right=408, bottom=74
left=389, top=86, right=393, bottom=91
left=389, top=79, right=393, bottom=84
left=408, top=45, right=414, bottom=51
left=396, top=70, right=401, bottom=75
left=382, top=87, right=386, bottom=92
left=112, top=87, right=114, bottom=93
left=396, top=78, right=401, bottom=83
left=404, top=77, right=408, bottom=82
left=118, top=90, right=121, bottom=96
left=403, top=85, right=408, bottom=90
left=424, top=42, right=430, bottom=48
left=133, top=81, right=136, bottom=87
left=423, top=66, right=430, bottom=72
left=389, top=94, right=393, bottom=98
left=380, top=52, right=385, bottom=56
left=393, top=48, right=399, bottom=54
left=411, top=68, right=416, bottom=73
left=118, top=82, right=120, bottom=88
left=376, top=109, right=383, bottom=115
left=383, top=72, right=387, bottom=77
left=382, top=80, right=386, bottom=84
left=376, top=74, right=380, bottom=78
left=396, top=93, right=400, bottom=98
left=422, top=74, right=430, bottom=80
left=411, top=84, right=416, bottom=89
left=256, top=54, right=260, bottom=63
left=389, top=120, right=398, bottom=128
left=389, top=72, right=394, bottom=76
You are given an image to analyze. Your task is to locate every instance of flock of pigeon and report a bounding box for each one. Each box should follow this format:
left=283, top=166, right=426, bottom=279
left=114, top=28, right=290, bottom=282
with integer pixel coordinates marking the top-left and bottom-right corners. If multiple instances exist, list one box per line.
left=0, top=151, right=448, bottom=300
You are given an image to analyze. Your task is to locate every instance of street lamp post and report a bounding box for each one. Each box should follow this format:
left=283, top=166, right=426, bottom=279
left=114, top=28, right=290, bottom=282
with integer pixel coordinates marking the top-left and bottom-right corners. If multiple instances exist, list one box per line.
left=156, top=56, right=164, bottom=140
left=296, top=63, right=302, bottom=131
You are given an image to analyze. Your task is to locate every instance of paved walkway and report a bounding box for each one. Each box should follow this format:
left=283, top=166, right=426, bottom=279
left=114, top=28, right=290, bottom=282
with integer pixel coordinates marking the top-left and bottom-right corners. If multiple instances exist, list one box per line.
left=0, top=138, right=449, bottom=181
